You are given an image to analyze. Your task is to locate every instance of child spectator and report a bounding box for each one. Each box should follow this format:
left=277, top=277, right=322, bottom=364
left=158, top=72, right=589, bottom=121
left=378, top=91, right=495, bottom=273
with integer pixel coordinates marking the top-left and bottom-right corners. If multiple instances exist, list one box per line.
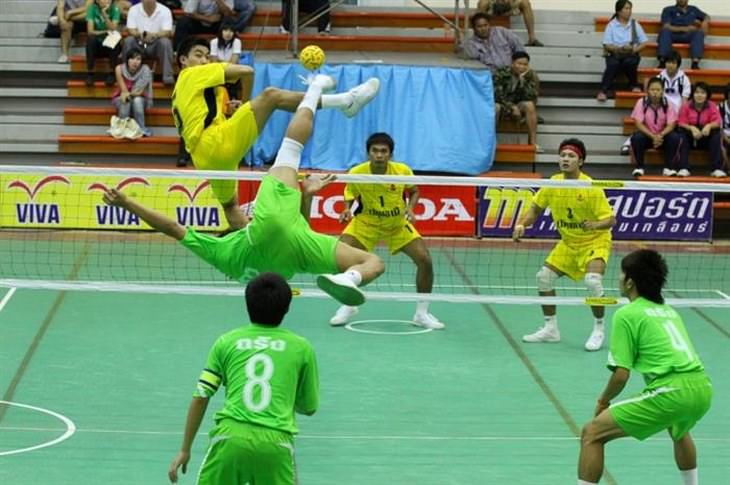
left=112, top=47, right=153, bottom=137
left=85, top=0, right=122, bottom=86
left=210, top=19, right=243, bottom=99
left=656, top=50, right=691, bottom=111
left=597, top=0, right=648, bottom=102
left=677, top=82, right=726, bottom=177
left=493, top=51, right=541, bottom=152
left=629, top=77, right=681, bottom=177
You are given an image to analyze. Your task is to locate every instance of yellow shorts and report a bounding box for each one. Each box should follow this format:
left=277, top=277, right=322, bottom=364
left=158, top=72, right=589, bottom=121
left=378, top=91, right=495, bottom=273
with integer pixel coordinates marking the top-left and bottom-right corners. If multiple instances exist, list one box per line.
left=191, top=101, right=259, bottom=202
left=545, top=239, right=611, bottom=281
left=343, top=217, right=421, bottom=254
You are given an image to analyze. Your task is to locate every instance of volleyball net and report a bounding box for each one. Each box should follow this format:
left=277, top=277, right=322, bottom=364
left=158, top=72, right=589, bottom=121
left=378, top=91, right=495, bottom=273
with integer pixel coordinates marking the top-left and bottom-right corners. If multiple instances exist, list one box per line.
left=1, top=165, right=729, bottom=308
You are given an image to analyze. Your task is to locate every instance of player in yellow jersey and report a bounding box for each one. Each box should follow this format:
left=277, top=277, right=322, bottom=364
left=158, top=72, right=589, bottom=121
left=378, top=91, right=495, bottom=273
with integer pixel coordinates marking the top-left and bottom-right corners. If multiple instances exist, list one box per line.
left=328, top=133, right=445, bottom=330
left=512, top=138, right=616, bottom=351
left=172, top=37, right=380, bottom=230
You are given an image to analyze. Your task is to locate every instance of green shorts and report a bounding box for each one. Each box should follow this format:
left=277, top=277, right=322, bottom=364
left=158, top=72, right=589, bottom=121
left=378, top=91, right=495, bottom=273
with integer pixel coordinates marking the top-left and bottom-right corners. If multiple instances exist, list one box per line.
left=180, top=175, right=339, bottom=282
left=198, top=420, right=296, bottom=485
left=609, top=372, right=712, bottom=441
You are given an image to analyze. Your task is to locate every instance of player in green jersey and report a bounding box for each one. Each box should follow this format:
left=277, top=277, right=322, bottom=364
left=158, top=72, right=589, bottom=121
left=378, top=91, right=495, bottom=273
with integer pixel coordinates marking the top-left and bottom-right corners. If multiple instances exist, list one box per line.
left=577, top=249, right=712, bottom=485
left=103, top=74, right=384, bottom=306
left=168, top=272, right=319, bottom=484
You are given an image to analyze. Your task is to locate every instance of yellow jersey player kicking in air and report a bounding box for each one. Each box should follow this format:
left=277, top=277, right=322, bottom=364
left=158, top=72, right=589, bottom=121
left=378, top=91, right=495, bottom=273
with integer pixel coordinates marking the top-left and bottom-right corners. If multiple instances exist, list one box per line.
left=512, top=138, right=616, bottom=350
left=329, top=133, right=445, bottom=330
left=172, top=37, right=380, bottom=230
left=105, top=73, right=384, bottom=306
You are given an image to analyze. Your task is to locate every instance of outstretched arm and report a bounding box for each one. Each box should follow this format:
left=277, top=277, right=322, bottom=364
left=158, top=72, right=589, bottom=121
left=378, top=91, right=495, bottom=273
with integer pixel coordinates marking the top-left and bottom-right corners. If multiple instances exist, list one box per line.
left=512, top=202, right=543, bottom=241
left=168, top=396, right=209, bottom=483
left=103, top=188, right=186, bottom=241
left=299, top=173, right=337, bottom=221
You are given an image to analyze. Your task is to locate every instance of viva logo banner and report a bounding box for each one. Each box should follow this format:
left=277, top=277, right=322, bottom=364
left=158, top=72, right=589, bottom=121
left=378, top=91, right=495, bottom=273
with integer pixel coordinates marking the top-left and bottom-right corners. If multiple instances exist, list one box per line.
left=478, top=186, right=712, bottom=241
left=1, top=174, right=223, bottom=230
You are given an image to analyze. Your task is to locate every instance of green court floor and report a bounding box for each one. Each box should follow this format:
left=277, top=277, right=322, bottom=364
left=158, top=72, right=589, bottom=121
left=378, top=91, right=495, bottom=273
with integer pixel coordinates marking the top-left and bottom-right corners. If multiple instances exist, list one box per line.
left=0, top=287, right=727, bottom=484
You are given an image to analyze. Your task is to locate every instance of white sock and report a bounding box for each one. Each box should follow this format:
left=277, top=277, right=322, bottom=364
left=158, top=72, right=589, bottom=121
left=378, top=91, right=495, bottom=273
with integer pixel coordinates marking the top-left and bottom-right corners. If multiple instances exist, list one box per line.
left=578, top=480, right=598, bottom=485
left=594, top=318, right=605, bottom=330
left=544, top=315, right=558, bottom=331
left=680, top=468, right=698, bottom=485
left=415, top=300, right=429, bottom=316
left=272, top=137, right=304, bottom=171
left=298, top=84, right=323, bottom=114
left=321, top=92, right=352, bottom=109
left=343, top=269, right=362, bottom=286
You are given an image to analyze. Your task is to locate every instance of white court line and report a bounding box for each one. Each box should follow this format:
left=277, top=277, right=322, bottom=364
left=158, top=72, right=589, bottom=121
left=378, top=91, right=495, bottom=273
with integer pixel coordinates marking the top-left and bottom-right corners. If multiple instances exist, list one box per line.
left=0, top=425, right=727, bottom=442
left=0, top=401, right=76, bottom=456
left=0, top=287, right=17, bottom=312
left=715, top=290, right=730, bottom=300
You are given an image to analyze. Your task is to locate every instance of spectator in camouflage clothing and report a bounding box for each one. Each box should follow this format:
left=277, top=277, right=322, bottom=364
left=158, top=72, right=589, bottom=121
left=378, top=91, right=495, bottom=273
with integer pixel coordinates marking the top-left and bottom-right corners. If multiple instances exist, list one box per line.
left=494, top=51, right=542, bottom=152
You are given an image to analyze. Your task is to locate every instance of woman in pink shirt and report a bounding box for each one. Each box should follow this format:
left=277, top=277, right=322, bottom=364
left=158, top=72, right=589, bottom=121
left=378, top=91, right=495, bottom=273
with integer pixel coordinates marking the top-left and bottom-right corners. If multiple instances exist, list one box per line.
left=629, top=77, right=681, bottom=177
left=677, top=82, right=726, bottom=177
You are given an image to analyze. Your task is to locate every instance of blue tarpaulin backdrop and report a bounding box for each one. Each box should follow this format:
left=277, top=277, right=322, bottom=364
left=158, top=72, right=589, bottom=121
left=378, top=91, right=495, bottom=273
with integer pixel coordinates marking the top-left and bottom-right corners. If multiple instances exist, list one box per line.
left=246, top=63, right=495, bottom=174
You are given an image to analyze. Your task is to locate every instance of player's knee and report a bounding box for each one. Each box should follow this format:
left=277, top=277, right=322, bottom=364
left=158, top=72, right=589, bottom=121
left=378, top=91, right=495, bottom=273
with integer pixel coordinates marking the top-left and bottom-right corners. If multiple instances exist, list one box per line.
left=259, top=86, right=281, bottom=105
left=370, top=254, right=385, bottom=276
left=584, top=272, right=604, bottom=297
left=416, top=249, right=433, bottom=270
left=536, top=266, right=558, bottom=292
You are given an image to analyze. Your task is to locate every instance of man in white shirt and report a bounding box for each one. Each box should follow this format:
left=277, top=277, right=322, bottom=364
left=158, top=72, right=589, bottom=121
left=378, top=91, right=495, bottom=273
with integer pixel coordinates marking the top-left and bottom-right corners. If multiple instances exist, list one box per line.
left=174, top=0, right=236, bottom=50
left=123, top=0, right=175, bottom=85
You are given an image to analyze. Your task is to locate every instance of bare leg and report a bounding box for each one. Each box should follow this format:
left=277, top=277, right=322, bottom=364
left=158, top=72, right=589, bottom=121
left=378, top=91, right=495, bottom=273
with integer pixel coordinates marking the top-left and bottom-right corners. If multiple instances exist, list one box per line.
left=334, top=241, right=384, bottom=285
left=540, top=262, right=564, bottom=317
left=522, top=101, right=538, bottom=145
left=400, top=238, right=433, bottom=293
left=673, top=432, right=697, bottom=471
left=268, top=106, right=314, bottom=190
left=520, top=0, right=540, bottom=44
left=249, top=87, right=306, bottom=133
left=586, top=259, right=607, bottom=319
left=578, top=410, right=628, bottom=483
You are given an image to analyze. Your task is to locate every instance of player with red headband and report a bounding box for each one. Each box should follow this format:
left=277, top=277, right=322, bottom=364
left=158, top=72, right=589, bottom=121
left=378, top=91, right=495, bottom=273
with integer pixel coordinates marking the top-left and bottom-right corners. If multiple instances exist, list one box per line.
left=512, top=138, right=616, bottom=351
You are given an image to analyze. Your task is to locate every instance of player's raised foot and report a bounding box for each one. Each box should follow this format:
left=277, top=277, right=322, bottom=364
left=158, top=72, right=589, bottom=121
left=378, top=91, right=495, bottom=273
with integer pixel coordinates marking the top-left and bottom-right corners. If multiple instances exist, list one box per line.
left=522, top=326, right=560, bottom=343
left=310, top=74, right=336, bottom=93
left=317, top=274, right=365, bottom=306
left=329, top=305, right=358, bottom=326
left=584, top=327, right=605, bottom=352
left=412, top=312, right=445, bottom=330
left=341, top=78, right=380, bottom=118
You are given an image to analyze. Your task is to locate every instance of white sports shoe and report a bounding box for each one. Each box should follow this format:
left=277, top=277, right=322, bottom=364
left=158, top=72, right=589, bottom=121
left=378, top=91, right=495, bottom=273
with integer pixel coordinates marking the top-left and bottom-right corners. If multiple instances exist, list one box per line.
left=522, top=326, right=560, bottom=343
left=309, top=74, right=337, bottom=93
left=341, top=78, right=380, bottom=118
left=677, top=169, right=691, bottom=177
left=584, top=327, right=605, bottom=351
left=632, top=168, right=644, bottom=177
left=710, top=169, right=728, bottom=178
left=316, top=274, right=365, bottom=306
left=329, top=305, right=358, bottom=326
left=412, top=312, right=445, bottom=330
left=57, top=54, right=69, bottom=64
left=662, top=168, right=677, bottom=176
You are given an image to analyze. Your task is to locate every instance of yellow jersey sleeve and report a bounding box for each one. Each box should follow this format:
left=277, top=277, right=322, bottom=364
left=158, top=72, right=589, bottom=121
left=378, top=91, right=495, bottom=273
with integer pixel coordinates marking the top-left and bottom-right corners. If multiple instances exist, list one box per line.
left=171, top=63, right=227, bottom=153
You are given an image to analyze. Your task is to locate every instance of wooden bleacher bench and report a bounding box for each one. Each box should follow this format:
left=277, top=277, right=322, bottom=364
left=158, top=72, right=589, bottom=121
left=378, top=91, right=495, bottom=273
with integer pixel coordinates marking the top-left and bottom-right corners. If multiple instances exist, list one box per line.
left=613, top=91, right=723, bottom=109
left=639, top=175, right=730, bottom=183
left=595, top=17, right=730, bottom=36
left=58, top=135, right=179, bottom=155
left=64, top=107, right=174, bottom=127
left=641, top=42, right=730, bottom=61
left=495, top=144, right=535, bottom=163
left=637, top=68, right=730, bottom=87
left=622, top=119, right=723, bottom=165
left=66, top=80, right=173, bottom=99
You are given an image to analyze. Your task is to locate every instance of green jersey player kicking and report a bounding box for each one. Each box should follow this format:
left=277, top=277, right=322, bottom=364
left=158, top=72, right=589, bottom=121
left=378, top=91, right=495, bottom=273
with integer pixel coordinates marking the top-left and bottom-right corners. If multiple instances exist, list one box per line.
left=577, top=249, right=713, bottom=485
left=103, top=74, right=384, bottom=306
left=168, top=272, right=319, bottom=484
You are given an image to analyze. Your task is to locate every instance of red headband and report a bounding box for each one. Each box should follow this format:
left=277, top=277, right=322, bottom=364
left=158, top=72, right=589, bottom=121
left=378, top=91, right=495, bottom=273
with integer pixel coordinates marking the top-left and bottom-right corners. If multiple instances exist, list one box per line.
left=560, top=144, right=584, bottom=159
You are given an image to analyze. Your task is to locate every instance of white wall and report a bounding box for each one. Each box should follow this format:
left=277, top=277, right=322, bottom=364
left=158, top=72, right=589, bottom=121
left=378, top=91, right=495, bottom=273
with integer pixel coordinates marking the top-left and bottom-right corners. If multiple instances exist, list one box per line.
left=357, top=1, right=728, bottom=17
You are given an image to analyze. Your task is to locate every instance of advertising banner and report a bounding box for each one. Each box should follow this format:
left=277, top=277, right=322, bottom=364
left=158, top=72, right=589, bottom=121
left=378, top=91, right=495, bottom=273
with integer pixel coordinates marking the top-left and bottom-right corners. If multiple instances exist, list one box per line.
left=1, top=173, right=225, bottom=230
left=238, top=180, right=476, bottom=236
left=478, top=186, right=713, bottom=241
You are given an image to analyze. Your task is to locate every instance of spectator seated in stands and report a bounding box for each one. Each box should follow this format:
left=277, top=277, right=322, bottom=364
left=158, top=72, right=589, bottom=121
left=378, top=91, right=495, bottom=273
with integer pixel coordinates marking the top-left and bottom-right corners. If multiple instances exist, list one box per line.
left=657, top=0, right=709, bottom=70
left=210, top=19, right=243, bottom=99
left=494, top=51, right=542, bottom=153
left=655, top=50, right=691, bottom=111
left=477, top=0, right=543, bottom=46
left=677, top=82, right=726, bottom=177
left=112, top=47, right=154, bottom=137
left=464, top=12, right=524, bottom=74
left=85, top=0, right=122, bottom=86
left=50, top=0, right=91, bottom=63
left=597, top=0, right=648, bottom=102
left=721, top=84, right=730, bottom=166
left=280, top=0, right=331, bottom=35
left=629, top=77, right=681, bottom=177
left=116, top=0, right=133, bottom=18
left=122, top=0, right=175, bottom=85
left=174, top=0, right=236, bottom=50
left=232, top=0, right=256, bottom=33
